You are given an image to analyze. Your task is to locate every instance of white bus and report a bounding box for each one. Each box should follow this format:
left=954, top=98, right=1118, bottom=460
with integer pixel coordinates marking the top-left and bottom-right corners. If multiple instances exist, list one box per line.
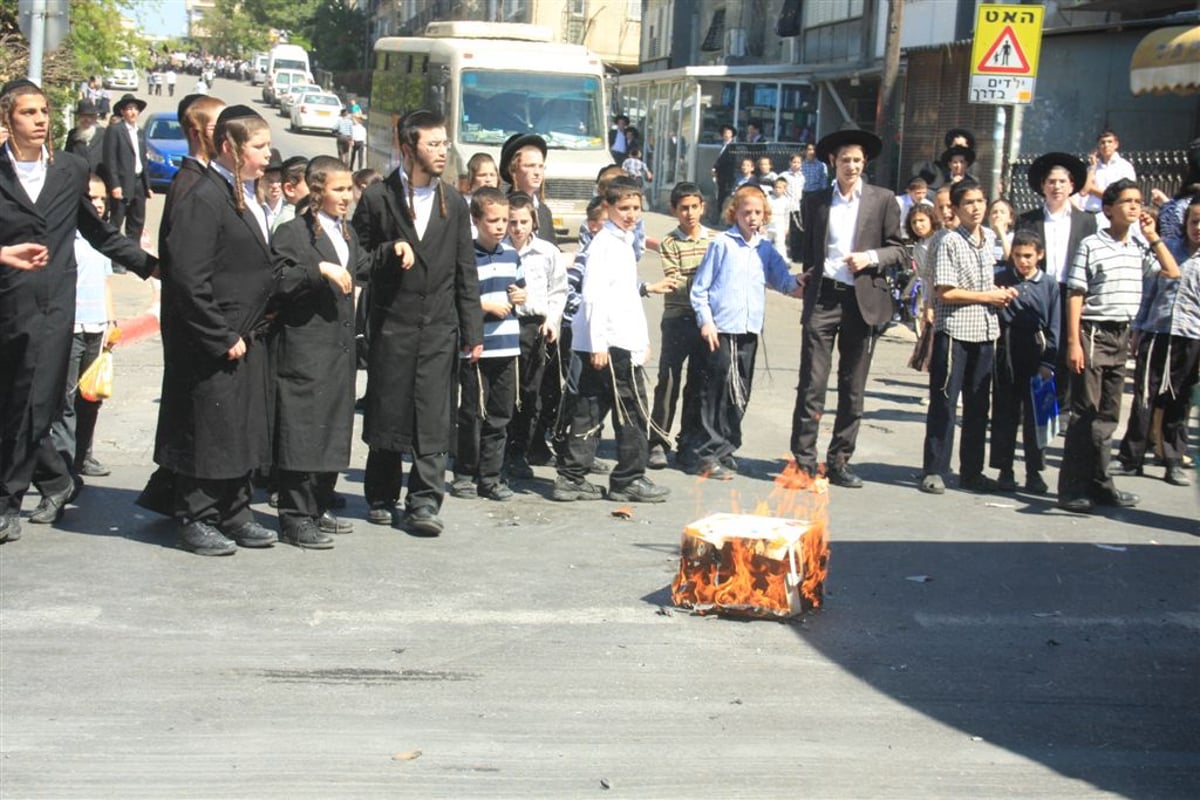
left=368, top=21, right=610, bottom=239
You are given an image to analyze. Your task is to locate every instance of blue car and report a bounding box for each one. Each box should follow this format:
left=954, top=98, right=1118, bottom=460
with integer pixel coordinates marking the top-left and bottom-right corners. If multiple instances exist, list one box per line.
left=144, top=112, right=187, bottom=191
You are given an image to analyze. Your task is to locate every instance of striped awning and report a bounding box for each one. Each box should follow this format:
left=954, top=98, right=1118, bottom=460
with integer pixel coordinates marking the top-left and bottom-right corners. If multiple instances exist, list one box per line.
left=1130, top=25, right=1200, bottom=96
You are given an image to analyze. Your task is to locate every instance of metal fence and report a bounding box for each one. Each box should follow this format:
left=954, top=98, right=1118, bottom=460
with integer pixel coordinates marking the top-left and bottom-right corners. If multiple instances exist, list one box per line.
left=1005, top=150, right=1191, bottom=214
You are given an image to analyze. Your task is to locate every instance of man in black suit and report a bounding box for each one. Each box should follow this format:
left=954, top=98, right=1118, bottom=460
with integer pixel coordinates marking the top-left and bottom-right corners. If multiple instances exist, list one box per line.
left=501, top=133, right=557, bottom=246
left=102, top=93, right=152, bottom=243
left=608, top=113, right=631, bottom=163
left=711, top=124, right=738, bottom=221
left=1015, top=152, right=1096, bottom=410
left=352, top=109, right=483, bottom=536
left=64, top=98, right=105, bottom=175
left=789, top=126, right=905, bottom=487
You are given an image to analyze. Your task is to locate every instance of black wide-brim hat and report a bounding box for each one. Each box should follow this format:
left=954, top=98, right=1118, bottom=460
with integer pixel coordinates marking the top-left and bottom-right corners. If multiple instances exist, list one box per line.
left=112, top=93, right=147, bottom=114
left=75, top=98, right=99, bottom=117
left=499, top=133, right=548, bottom=184
left=1027, top=152, right=1087, bottom=196
left=943, top=127, right=976, bottom=150
left=262, top=148, right=284, bottom=175
left=940, top=144, right=976, bottom=167
left=815, top=126, right=882, bottom=164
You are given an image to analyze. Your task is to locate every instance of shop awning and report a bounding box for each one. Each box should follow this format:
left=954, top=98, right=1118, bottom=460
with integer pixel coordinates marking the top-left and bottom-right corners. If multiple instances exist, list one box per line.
left=1130, top=25, right=1200, bottom=95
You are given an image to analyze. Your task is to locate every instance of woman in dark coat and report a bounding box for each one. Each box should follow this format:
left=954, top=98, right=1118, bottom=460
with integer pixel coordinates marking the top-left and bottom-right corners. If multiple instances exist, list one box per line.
left=155, top=104, right=277, bottom=556
left=0, top=79, right=155, bottom=544
left=270, top=156, right=375, bottom=548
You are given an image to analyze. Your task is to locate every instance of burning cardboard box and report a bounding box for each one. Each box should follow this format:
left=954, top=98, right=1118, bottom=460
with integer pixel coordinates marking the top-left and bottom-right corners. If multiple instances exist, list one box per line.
left=671, top=466, right=830, bottom=618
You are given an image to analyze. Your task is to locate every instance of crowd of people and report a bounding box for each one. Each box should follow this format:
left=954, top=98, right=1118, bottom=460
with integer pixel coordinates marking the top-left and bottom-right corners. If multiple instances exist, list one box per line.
left=1, top=73, right=1196, bottom=553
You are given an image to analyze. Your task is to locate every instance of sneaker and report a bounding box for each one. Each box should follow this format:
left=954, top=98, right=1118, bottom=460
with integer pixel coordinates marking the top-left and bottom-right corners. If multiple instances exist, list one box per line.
left=959, top=474, right=998, bottom=493
left=996, top=470, right=1017, bottom=492
left=179, top=521, right=237, bottom=556
left=0, top=512, right=22, bottom=543
left=449, top=474, right=478, bottom=499
left=608, top=477, right=670, bottom=503
left=220, top=521, right=278, bottom=548
left=77, top=456, right=110, bottom=477
left=281, top=517, right=335, bottom=549
left=480, top=482, right=514, bottom=502
left=366, top=502, right=396, bottom=525
left=919, top=474, right=945, bottom=494
left=551, top=475, right=603, bottom=502
left=690, top=460, right=734, bottom=481
left=648, top=445, right=668, bottom=470
left=318, top=510, right=354, bottom=534
left=403, top=506, right=444, bottom=536
left=1025, top=472, right=1048, bottom=495
left=1164, top=465, right=1191, bottom=486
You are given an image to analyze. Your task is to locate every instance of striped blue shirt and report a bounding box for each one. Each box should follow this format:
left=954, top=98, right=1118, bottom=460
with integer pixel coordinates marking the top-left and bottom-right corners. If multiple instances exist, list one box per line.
left=469, top=240, right=521, bottom=358
left=1068, top=229, right=1160, bottom=323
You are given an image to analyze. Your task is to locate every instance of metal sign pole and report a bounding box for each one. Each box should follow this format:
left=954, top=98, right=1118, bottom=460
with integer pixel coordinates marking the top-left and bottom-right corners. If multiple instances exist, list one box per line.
left=27, top=0, right=47, bottom=86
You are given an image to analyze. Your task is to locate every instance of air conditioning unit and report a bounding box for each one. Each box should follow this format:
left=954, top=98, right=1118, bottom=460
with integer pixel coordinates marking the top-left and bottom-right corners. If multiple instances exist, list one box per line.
left=725, top=27, right=746, bottom=58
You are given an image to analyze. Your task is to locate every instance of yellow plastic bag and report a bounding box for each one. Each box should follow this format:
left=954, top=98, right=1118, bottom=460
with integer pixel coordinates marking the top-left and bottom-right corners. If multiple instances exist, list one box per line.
left=78, top=327, right=121, bottom=402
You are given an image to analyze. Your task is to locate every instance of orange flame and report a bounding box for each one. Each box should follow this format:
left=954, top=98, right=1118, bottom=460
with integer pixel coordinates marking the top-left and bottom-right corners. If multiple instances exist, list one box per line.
left=671, top=461, right=830, bottom=617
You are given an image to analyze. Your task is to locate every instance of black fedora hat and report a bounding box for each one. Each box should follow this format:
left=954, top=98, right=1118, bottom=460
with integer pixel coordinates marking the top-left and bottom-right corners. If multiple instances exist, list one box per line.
left=112, top=93, right=147, bottom=114
left=815, top=124, right=882, bottom=164
left=940, top=144, right=976, bottom=167
left=262, top=148, right=284, bottom=174
left=75, top=98, right=99, bottom=117
left=943, top=128, right=976, bottom=150
left=499, top=133, right=547, bottom=184
left=1027, top=152, right=1087, bottom=196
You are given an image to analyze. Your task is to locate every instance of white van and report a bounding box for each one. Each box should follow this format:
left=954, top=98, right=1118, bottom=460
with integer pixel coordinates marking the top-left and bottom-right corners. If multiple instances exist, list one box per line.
left=251, top=53, right=269, bottom=86
left=267, top=44, right=311, bottom=81
left=369, top=21, right=610, bottom=239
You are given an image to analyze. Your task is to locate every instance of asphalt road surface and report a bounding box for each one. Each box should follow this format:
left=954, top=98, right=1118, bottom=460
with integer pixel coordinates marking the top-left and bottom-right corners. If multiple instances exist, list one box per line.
left=1, top=78, right=1197, bottom=799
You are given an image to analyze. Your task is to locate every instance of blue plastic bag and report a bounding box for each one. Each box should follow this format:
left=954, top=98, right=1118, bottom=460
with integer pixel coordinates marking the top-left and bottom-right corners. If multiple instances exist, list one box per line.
left=1031, top=373, right=1059, bottom=449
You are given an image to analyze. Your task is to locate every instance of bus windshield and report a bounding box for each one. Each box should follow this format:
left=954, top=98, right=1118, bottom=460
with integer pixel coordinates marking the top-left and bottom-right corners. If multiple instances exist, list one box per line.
left=459, top=70, right=604, bottom=150
left=273, top=58, right=306, bottom=73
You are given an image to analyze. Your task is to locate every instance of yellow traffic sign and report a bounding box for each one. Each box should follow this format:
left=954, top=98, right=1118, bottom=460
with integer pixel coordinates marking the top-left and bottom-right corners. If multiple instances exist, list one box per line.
left=971, top=4, right=1044, bottom=78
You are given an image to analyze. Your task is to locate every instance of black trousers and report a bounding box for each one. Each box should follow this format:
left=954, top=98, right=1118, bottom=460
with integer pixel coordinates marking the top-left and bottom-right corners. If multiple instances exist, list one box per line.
left=989, top=329, right=1046, bottom=476
left=790, top=280, right=877, bottom=470
left=922, top=333, right=994, bottom=479
left=537, top=325, right=570, bottom=444
left=109, top=189, right=147, bottom=245
left=650, top=314, right=704, bottom=451
left=507, top=317, right=548, bottom=459
left=686, top=332, right=757, bottom=466
left=278, top=469, right=337, bottom=520
left=1118, top=333, right=1200, bottom=468
left=456, top=356, right=516, bottom=488
left=173, top=472, right=253, bottom=529
left=556, top=348, right=649, bottom=489
left=364, top=448, right=447, bottom=513
left=1059, top=321, right=1129, bottom=499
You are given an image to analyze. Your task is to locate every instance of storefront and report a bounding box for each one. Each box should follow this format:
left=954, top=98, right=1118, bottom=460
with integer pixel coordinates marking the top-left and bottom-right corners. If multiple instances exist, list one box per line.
left=612, top=65, right=820, bottom=209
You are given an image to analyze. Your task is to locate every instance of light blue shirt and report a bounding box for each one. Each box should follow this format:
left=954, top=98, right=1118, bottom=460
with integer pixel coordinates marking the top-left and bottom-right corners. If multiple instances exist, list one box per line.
left=690, top=227, right=799, bottom=334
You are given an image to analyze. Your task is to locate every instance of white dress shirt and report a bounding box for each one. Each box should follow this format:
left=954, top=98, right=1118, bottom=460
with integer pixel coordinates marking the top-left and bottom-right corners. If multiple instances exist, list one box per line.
left=1042, top=203, right=1073, bottom=283
left=822, top=179, right=878, bottom=285
left=399, top=168, right=435, bottom=239
left=125, top=121, right=142, bottom=175
left=7, top=143, right=48, bottom=203
left=318, top=211, right=349, bottom=268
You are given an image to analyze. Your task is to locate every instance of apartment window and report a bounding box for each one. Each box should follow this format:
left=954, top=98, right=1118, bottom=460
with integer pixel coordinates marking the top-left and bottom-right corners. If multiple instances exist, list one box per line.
left=804, top=0, right=864, bottom=27
left=627, top=0, right=641, bottom=21
left=569, top=0, right=585, bottom=15
left=700, top=7, right=725, bottom=53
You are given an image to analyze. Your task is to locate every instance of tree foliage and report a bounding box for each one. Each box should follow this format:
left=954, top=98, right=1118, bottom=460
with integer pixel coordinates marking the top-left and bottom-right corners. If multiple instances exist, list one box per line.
left=67, top=0, right=148, bottom=75
left=307, top=0, right=366, bottom=72
left=204, top=0, right=269, bottom=58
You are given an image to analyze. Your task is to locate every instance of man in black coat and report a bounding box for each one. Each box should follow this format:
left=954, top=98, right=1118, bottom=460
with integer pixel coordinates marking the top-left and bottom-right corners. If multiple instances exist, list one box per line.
left=351, top=109, right=483, bottom=536
left=1015, top=152, right=1096, bottom=411
left=0, top=80, right=155, bottom=542
left=102, top=93, right=153, bottom=244
left=64, top=98, right=105, bottom=175
left=501, top=132, right=557, bottom=246
left=711, top=124, right=738, bottom=220
left=789, top=126, right=905, bottom=488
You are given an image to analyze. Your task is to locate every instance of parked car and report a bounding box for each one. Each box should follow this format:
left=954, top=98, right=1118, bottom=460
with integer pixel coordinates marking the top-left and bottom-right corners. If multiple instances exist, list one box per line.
left=105, top=56, right=139, bottom=91
left=278, top=83, right=322, bottom=116
left=290, top=92, right=343, bottom=134
left=263, top=68, right=306, bottom=105
left=143, top=112, right=187, bottom=191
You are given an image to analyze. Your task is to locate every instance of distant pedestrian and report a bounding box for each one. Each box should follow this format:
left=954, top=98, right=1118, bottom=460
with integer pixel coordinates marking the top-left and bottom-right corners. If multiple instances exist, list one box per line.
left=335, top=109, right=352, bottom=165
left=165, top=69, right=177, bottom=98
left=101, top=93, right=152, bottom=246
left=350, top=114, right=366, bottom=171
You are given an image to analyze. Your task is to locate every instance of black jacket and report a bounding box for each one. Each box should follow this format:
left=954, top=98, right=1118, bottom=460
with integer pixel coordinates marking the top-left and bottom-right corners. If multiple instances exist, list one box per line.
left=101, top=121, right=151, bottom=199
left=65, top=126, right=105, bottom=176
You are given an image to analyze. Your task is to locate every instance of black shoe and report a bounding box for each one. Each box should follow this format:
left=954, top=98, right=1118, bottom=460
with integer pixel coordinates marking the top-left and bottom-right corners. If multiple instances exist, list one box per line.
left=1091, top=489, right=1139, bottom=508
left=480, top=482, right=514, bottom=502
left=318, top=510, right=353, bottom=534
left=506, top=454, right=535, bottom=480
left=1107, top=462, right=1143, bottom=478
left=0, top=512, right=21, bottom=543
left=77, top=456, right=111, bottom=477
left=449, top=474, right=478, bottom=499
left=527, top=440, right=554, bottom=466
left=1165, top=465, right=1191, bottom=486
left=648, top=444, right=669, bottom=470
left=221, top=521, right=278, bottom=548
left=996, top=470, right=1017, bottom=492
left=366, top=502, right=396, bottom=525
left=403, top=506, right=444, bottom=536
left=28, top=486, right=73, bottom=524
left=1025, top=472, right=1048, bottom=495
left=827, top=464, right=863, bottom=488
left=719, top=454, right=739, bottom=472
left=281, top=517, right=334, bottom=549
left=179, top=521, right=237, bottom=556
left=690, top=460, right=734, bottom=481
left=608, top=477, right=670, bottom=503
left=960, top=474, right=998, bottom=493
left=1057, top=496, right=1095, bottom=514
left=551, top=475, right=603, bottom=502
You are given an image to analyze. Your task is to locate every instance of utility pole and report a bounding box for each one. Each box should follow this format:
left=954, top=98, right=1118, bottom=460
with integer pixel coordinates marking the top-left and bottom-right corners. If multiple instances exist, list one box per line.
left=874, top=0, right=905, bottom=190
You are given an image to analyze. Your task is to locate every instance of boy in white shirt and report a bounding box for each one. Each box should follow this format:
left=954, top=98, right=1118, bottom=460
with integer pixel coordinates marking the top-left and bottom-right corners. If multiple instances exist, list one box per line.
left=553, top=177, right=670, bottom=504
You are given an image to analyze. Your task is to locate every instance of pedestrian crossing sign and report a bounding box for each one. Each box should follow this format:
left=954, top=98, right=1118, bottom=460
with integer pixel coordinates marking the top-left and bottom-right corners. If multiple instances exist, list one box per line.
left=971, top=4, right=1044, bottom=79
